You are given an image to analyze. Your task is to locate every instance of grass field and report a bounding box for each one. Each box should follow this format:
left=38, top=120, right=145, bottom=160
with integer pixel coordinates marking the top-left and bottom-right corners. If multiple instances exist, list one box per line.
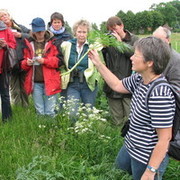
left=0, top=33, right=180, bottom=179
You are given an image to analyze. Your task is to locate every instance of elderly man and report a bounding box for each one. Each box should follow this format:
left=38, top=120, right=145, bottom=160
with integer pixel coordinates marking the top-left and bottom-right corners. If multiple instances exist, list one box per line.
left=153, top=26, right=180, bottom=93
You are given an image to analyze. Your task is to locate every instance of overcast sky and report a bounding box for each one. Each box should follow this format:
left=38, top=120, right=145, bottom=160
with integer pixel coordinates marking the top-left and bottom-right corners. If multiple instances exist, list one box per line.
left=1, top=0, right=171, bottom=29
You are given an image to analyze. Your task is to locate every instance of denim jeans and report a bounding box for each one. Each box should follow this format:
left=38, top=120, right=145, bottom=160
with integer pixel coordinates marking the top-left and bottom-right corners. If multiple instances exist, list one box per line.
left=32, top=83, right=57, bottom=117
left=115, top=145, right=169, bottom=180
left=67, top=77, right=97, bottom=122
left=0, top=73, right=12, bottom=122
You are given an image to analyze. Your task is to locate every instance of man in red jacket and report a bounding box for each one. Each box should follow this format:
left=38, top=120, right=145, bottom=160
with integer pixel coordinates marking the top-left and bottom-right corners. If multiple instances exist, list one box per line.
left=21, top=17, right=62, bottom=117
left=0, top=20, right=16, bottom=122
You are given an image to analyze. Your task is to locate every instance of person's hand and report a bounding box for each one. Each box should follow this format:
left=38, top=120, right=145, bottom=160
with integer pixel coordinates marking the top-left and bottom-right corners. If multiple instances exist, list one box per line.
left=0, top=38, right=7, bottom=48
left=13, top=31, right=22, bottom=38
left=27, top=58, right=34, bottom=66
left=111, top=31, right=122, bottom=42
left=141, top=170, right=156, bottom=180
left=88, top=49, right=102, bottom=68
left=36, top=57, right=44, bottom=64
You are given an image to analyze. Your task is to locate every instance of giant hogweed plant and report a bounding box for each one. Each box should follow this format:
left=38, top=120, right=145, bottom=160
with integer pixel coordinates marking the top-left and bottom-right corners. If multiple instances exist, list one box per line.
left=61, top=30, right=132, bottom=76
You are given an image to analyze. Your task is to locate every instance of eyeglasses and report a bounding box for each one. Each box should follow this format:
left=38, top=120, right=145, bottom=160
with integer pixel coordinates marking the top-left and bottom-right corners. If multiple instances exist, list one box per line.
left=133, top=53, right=144, bottom=59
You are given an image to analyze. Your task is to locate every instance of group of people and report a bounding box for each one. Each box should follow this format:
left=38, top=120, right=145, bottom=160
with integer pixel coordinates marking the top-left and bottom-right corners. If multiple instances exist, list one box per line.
left=0, top=8, right=180, bottom=180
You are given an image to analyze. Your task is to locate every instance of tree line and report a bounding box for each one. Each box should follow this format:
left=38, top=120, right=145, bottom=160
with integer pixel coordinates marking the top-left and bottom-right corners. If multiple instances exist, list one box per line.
left=66, top=0, right=180, bottom=35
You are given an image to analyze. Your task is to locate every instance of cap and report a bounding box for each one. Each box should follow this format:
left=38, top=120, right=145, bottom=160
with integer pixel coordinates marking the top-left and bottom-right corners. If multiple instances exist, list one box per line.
left=31, top=17, right=45, bottom=32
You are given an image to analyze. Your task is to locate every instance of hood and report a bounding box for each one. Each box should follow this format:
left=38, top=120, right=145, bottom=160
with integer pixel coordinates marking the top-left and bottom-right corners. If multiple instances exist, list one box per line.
left=29, top=30, right=54, bottom=42
left=0, top=21, right=7, bottom=31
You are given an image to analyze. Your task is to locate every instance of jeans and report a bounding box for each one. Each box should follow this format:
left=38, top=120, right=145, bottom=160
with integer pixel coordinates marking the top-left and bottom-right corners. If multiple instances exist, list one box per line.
left=32, top=83, right=57, bottom=117
left=67, top=77, right=97, bottom=122
left=0, top=73, right=12, bottom=122
left=115, top=145, right=169, bottom=180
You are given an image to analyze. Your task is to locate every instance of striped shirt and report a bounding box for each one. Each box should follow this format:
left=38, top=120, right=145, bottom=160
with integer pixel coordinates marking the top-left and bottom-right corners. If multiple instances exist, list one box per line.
left=122, top=73, right=175, bottom=164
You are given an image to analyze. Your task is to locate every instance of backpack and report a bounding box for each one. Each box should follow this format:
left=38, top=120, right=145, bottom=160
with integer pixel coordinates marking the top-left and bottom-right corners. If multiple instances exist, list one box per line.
left=145, top=78, right=180, bottom=161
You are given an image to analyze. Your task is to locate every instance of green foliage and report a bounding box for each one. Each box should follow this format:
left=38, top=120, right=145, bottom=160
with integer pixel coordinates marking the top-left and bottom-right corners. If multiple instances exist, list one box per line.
left=0, top=100, right=127, bottom=179
left=150, top=2, right=179, bottom=28
left=88, top=30, right=132, bottom=53
left=149, top=11, right=164, bottom=31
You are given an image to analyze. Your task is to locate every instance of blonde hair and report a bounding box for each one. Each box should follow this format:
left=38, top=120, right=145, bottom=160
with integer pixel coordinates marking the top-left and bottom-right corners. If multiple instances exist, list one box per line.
left=72, top=19, right=91, bottom=36
left=0, top=9, right=12, bottom=20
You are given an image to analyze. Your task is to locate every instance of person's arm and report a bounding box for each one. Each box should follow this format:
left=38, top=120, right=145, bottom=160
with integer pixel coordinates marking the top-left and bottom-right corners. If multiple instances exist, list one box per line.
left=141, top=127, right=172, bottom=180
left=88, top=49, right=129, bottom=94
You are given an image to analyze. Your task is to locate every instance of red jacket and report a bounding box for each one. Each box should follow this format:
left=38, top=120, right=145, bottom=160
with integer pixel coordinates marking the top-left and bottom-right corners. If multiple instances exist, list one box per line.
left=21, top=38, right=61, bottom=96
left=0, top=28, right=16, bottom=73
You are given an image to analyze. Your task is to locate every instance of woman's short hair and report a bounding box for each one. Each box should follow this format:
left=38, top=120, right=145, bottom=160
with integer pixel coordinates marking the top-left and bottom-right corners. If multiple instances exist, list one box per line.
left=72, top=19, right=91, bottom=36
left=0, top=9, right=12, bottom=20
left=135, top=36, right=171, bottom=74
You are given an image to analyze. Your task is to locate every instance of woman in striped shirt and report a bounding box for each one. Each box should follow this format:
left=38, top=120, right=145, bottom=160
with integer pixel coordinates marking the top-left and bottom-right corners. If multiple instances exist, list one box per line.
left=88, top=36, right=175, bottom=180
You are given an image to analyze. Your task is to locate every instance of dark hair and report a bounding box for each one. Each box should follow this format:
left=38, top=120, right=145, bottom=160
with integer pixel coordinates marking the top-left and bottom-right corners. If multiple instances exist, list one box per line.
left=50, top=12, right=64, bottom=26
left=135, top=36, right=171, bottom=74
left=106, top=16, right=123, bottom=30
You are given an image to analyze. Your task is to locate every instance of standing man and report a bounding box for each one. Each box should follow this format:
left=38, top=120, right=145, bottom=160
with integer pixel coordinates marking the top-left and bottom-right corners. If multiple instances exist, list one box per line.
left=102, top=16, right=138, bottom=126
left=0, top=9, right=30, bottom=107
left=153, top=26, right=180, bottom=93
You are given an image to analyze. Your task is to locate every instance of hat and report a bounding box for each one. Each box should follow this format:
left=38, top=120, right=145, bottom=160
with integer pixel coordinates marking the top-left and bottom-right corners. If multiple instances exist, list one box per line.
left=0, top=20, right=7, bottom=31
left=31, top=17, right=45, bottom=32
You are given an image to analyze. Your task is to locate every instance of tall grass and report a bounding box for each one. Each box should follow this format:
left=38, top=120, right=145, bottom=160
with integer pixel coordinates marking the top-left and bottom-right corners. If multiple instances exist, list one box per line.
left=0, top=33, right=180, bottom=179
left=0, top=100, right=130, bottom=180
left=0, top=96, right=179, bottom=179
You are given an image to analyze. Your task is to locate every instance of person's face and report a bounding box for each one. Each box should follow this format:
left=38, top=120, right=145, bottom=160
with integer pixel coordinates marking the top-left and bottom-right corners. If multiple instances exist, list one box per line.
left=0, top=12, right=11, bottom=25
left=34, top=31, right=45, bottom=41
left=109, top=24, right=124, bottom=36
left=51, top=19, right=63, bottom=31
left=75, top=25, right=88, bottom=45
left=130, top=49, right=149, bottom=73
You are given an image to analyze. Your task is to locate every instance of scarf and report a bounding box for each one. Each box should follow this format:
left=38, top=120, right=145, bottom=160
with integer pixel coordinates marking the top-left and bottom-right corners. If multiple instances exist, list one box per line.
left=49, top=26, right=65, bottom=35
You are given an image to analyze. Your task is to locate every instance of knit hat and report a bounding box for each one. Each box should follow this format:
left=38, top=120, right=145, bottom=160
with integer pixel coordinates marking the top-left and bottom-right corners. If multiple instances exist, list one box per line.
left=30, top=17, right=45, bottom=32
left=0, top=20, right=7, bottom=31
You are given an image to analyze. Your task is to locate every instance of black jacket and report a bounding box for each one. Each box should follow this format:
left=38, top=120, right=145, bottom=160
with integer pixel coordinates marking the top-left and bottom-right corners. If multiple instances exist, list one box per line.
left=102, top=30, right=138, bottom=98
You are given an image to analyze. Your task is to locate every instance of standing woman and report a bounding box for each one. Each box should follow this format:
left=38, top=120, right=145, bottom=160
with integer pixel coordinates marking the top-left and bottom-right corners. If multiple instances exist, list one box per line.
left=0, top=20, right=16, bottom=122
left=61, top=19, right=101, bottom=122
left=89, top=37, right=175, bottom=180
left=0, top=9, right=30, bottom=107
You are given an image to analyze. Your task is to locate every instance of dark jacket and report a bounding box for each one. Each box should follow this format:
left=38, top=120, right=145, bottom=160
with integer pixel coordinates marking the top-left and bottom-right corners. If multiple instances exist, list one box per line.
left=11, top=20, right=31, bottom=74
left=163, top=48, right=180, bottom=93
left=102, top=30, right=138, bottom=98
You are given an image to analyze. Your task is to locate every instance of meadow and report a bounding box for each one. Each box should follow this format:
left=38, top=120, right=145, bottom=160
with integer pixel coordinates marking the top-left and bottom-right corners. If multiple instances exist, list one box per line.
left=0, top=33, right=180, bottom=180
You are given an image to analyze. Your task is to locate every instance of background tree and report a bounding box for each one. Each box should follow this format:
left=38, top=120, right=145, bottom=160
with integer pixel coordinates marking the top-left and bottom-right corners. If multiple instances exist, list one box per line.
left=150, top=2, right=178, bottom=28
left=124, top=10, right=136, bottom=32
left=65, top=21, right=73, bottom=35
left=149, top=11, right=164, bottom=31
left=91, top=23, right=99, bottom=31
left=100, top=21, right=107, bottom=33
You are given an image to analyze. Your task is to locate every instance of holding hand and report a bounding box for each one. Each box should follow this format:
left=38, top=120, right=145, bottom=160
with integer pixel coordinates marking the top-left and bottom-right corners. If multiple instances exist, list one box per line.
left=88, top=49, right=102, bottom=68
left=0, top=38, right=7, bottom=48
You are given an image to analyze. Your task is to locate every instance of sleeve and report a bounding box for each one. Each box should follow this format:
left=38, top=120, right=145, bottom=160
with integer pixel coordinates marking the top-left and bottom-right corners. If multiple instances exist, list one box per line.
left=122, top=73, right=141, bottom=94
left=148, top=85, right=175, bottom=128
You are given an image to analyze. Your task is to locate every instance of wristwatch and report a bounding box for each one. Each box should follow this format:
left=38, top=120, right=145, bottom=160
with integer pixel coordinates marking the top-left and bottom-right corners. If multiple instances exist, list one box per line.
left=147, top=165, right=157, bottom=173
